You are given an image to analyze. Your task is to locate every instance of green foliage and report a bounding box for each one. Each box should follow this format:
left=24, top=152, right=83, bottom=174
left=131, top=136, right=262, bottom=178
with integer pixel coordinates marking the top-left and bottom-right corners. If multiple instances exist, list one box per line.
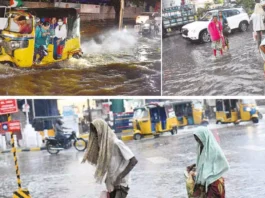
left=129, top=0, right=144, bottom=7
left=236, top=0, right=255, bottom=13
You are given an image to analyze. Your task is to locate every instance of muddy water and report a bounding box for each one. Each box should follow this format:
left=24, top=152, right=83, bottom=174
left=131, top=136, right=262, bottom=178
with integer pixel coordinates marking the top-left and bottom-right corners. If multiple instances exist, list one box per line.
left=163, top=30, right=265, bottom=96
left=0, top=22, right=161, bottom=96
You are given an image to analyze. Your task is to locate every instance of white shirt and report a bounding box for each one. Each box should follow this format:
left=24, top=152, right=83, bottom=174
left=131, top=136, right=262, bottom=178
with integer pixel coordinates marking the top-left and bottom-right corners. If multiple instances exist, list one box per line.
left=55, top=24, right=67, bottom=40
left=105, top=139, right=134, bottom=192
left=250, top=13, right=265, bottom=31
left=260, top=39, right=265, bottom=61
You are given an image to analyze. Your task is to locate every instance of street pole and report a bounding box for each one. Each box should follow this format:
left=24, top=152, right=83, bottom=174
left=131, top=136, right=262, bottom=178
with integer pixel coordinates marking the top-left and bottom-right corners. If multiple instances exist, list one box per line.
left=25, top=99, right=29, bottom=124
left=87, top=99, right=92, bottom=123
left=119, top=0, right=124, bottom=31
left=32, top=99, right=35, bottom=119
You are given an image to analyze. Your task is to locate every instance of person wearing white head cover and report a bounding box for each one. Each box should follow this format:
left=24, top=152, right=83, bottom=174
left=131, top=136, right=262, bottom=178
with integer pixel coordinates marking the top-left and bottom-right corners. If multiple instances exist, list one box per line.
left=186, top=126, right=229, bottom=197
left=82, top=119, right=138, bottom=198
left=250, top=3, right=265, bottom=48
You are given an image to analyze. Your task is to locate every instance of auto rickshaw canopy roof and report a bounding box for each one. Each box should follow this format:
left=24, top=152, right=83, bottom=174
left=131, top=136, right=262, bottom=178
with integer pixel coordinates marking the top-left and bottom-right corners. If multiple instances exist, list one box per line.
left=171, top=101, right=193, bottom=106
left=13, top=8, right=78, bottom=20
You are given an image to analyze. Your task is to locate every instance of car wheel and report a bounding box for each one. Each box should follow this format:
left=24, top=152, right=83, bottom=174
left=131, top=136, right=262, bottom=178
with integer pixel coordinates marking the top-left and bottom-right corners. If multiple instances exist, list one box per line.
left=199, top=30, right=211, bottom=43
left=239, top=21, right=248, bottom=32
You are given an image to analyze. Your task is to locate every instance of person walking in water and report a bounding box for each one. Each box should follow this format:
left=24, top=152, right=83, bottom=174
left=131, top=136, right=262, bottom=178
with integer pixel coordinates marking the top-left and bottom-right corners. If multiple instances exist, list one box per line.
left=186, top=127, right=229, bottom=198
left=250, top=3, right=265, bottom=49
left=218, top=11, right=229, bottom=50
left=82, top=119, right=138, bottom=198
left=208, top=15, right=223, bottom=58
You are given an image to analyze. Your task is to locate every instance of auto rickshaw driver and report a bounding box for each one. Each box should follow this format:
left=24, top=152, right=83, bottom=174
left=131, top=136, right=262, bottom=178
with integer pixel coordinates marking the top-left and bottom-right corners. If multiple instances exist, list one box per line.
left=13, top=15, right=32, bottom=34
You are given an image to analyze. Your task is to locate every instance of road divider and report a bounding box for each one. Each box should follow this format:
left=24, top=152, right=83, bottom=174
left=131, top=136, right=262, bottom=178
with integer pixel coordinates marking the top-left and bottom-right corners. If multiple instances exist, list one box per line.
left=11, top=133, right=31, bottom=198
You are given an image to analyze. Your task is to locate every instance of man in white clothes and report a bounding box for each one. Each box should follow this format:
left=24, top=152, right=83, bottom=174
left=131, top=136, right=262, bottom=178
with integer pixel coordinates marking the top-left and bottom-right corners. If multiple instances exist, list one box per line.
left=82, top=119, right=138, bottom=198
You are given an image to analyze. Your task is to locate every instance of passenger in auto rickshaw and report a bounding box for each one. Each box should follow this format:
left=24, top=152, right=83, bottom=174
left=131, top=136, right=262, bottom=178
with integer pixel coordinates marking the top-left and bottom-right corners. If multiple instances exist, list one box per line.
left=150, top=108, right=159, bottom=134
left=13, top=15, right=32, bottom=34
left=53, top=18, right=67, bottom=60
left=33, top=21, right=51, bottom=64
left=49, top=17, right=58, bottom=43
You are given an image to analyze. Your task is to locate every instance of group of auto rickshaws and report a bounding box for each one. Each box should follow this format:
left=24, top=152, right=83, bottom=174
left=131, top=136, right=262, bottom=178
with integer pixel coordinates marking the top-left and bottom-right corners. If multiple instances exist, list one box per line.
left=132, top=101, right=209, bottom=140
left=132, top=99, right=261, bottom=140
left=0, top=7, right=82, bottom=68
left=215, top=99, right=260, bottom=124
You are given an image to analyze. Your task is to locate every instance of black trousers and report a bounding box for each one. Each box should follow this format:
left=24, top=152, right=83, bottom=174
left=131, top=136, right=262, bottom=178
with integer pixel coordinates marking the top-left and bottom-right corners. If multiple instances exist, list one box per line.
left=109, top=186, right=129, bottom=198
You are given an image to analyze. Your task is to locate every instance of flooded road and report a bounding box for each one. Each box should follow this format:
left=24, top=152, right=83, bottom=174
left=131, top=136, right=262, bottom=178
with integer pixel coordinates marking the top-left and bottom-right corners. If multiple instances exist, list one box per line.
left=163, top=29, right=265, bottom=96
left=1, top=122, right=265, bottom=197
left=0, top=21, right=161, bottom=96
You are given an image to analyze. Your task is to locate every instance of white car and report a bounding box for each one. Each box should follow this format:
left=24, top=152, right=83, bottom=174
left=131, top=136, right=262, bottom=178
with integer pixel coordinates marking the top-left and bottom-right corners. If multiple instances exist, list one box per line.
left=181, top=8, right=250, bottom=43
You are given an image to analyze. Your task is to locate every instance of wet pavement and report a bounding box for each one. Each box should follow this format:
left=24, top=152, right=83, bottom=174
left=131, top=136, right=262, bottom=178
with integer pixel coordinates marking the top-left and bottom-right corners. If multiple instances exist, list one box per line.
left=1, top=122, right=265, bottom=197
left=163, top=28, right=265, bottom=96
left=0, top=20, right=161, bottom=96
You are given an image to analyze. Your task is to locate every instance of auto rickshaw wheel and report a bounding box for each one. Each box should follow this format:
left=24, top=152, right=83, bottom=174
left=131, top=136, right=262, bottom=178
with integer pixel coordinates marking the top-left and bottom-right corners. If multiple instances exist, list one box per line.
left=252, top=117, right=259, bottom=124
left=2, top=61, right=16, bottom=67
left=133, top=133, right=142, bottom=140
left=171, top=127, right=178, bottom=135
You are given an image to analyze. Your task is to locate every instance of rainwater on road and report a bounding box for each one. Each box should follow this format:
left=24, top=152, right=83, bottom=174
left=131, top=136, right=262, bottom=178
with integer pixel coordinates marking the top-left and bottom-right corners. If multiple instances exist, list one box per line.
left=163, top=28, right=265, bottom=96
left=1, top=122, right=264, bottom=197
left=0, top=21, right=161, bottom=96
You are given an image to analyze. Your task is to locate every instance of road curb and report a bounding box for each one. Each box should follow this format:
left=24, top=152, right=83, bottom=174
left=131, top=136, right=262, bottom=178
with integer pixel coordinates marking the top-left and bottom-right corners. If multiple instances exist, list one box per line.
left=0, top=147, right=46, bottom=154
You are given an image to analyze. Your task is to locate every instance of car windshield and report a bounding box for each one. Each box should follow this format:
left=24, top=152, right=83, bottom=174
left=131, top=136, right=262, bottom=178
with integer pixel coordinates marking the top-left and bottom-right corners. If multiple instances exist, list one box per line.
left=6, top=13, right=32, bottom=34
left=241, top=99, right=256, bottom=105
left=200, top=11, right=216, bottom=21
left=133, top=108, right=148, bottom=119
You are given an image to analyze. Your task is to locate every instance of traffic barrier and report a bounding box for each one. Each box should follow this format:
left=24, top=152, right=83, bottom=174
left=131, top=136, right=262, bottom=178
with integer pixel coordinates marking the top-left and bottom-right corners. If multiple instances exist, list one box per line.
left=11, top=133, right=31, bottom=198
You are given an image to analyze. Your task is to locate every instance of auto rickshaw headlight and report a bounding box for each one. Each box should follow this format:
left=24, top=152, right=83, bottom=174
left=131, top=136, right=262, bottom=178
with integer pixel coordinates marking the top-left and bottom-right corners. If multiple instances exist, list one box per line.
left=10, top=40, right=29, bottom=50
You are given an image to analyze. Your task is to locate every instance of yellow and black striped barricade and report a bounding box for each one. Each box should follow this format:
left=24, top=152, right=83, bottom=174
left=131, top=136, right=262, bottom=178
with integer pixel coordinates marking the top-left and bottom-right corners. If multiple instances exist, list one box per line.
left=11, top=133, right=31, bottom=198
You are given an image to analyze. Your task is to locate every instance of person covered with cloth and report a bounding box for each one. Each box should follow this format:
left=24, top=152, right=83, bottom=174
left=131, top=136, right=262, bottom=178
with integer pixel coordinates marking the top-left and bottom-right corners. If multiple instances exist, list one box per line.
left=186, top=126, right=229, bottom=198
left=218, top=11, right=229, bottom=50
left=208, top=15, right=223, bottom=58
left=33, top=21, right=50, bottom=64
left=82, top=119, right=138, bottom=198
left=250, top=3, right=265, bottom=49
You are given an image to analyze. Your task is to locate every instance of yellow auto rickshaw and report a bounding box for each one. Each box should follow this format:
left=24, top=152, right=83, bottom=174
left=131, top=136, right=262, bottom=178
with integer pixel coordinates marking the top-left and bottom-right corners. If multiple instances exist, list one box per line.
left=132, top=102, right=178, bottom=140
left=0, top=7, right=82, bottom=68
left=215, top=99, right=259, bottom=124
left=172, top=101, right=209, bottom=127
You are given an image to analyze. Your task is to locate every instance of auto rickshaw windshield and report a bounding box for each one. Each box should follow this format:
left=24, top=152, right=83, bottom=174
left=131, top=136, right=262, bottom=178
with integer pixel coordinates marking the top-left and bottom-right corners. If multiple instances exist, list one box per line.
left=6, top=14, right=33, bottom=34
left=193, top=103, right=203, bottom=110
left=241, top=99, right=256, bottom=105
left=133, top=108, right=148, bottom=119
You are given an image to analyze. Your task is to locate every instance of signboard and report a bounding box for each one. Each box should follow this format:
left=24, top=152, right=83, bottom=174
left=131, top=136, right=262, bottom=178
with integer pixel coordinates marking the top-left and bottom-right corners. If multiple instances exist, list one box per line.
left=80, top=4, right=100, bottom=13
left=0, top=99, right=18, bottom=115
left=0, top=120, right=21, bottom=133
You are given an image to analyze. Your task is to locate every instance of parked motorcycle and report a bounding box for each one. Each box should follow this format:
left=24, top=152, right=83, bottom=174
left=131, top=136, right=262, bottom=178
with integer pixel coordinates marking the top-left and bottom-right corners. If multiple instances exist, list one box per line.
left=46, top=131, right=87, bottom=155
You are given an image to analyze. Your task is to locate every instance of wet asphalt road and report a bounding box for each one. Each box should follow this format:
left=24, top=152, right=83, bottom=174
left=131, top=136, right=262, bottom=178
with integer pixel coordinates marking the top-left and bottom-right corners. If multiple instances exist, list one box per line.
left=1, top=121, right=265, bottom=197
left=163, top=28, right=265, bottom=96
left=0, top=21, right=161, bottom=96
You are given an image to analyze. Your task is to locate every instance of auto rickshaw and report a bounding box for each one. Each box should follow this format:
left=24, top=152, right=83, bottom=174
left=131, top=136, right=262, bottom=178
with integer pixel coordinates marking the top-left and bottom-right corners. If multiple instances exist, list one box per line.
left=171, top=101, right=209, bottom=127
left=215, top=99, right=259, bottom=124
left=132, top=102, right=178, bottom=140
left=0, top=7, right=82, bottom=68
